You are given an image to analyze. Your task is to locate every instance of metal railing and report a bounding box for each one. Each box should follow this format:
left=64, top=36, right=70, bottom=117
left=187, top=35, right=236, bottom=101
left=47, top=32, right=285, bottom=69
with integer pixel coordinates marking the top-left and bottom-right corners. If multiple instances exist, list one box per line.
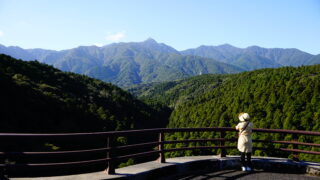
left=0, top=127, right=319, bottom=177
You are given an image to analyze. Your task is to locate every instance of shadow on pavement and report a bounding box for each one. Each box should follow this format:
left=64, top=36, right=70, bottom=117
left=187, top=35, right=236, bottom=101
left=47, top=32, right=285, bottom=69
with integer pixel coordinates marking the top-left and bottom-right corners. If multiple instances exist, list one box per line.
left=164, top=168, right=319, bottom=180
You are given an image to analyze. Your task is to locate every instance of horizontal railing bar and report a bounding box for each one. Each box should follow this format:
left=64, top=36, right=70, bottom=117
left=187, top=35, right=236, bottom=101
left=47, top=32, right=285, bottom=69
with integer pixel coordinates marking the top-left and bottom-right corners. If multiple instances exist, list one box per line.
left=0, top=148, right=319, bottom=169
left=161, top=127, right=236, bottom=133
left=0, top=132, right=110, bottom=137
left=113, top=141, right=159, bottom=151
left=0, top=151, right=160, bottom=168
left=163, top=146, right=237, bottom=152
left=0, top=147, right=109, bottom=156
left=254, top=140, right=320, bottom=147
left=254, top=147, right=320, bottom=155
left=112, top=127, right=320, bottom=136
left=163, top=138, right=237, bottom=144
left=0, top=128, right=229, bottom=137
left=0, top=127, right=319, bottom=137
left=111, top=150, right=160, bottom=162
left=164, top=146, right=320, bottom=155
left=279, top=148, right=320, bottom=155
left=1, top=140, right=317, bottom=158
left=1, top=147, right=319, bottom=169
left=1, top=158, right=109, bottom=168
left=0, top=142, right=160, bottom=156
left=253, top=128, right=320, bottom=136
left=0, top=142, right=316, bottom=157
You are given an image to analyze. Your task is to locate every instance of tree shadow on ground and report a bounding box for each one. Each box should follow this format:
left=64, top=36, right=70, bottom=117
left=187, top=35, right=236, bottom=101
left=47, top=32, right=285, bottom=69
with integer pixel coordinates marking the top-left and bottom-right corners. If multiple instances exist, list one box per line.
left=163, top=168, right=319, bottom=180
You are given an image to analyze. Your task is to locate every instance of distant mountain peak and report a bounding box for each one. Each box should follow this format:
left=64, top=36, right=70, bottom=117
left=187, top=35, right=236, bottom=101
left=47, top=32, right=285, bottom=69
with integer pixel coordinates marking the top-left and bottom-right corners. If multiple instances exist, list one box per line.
left=218, top=43, right=234, bottom=48
left=143, top=38, right=158, bottom=44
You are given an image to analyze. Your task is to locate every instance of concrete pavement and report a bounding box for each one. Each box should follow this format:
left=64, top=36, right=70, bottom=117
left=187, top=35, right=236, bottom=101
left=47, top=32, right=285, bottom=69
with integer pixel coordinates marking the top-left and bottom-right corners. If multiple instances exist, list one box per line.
left=11, top=156, right=320, bottom=180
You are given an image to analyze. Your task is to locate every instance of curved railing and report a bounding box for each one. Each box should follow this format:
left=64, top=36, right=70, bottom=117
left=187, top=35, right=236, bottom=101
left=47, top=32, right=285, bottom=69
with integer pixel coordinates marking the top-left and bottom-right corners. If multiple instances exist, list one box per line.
left=0, top=127, right=320, bottom=177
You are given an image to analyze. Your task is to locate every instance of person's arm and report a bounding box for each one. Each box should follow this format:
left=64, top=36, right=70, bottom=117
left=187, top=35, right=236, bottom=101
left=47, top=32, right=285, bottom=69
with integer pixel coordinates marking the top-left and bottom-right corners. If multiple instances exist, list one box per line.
left=235, top=123, right=240, bottom=130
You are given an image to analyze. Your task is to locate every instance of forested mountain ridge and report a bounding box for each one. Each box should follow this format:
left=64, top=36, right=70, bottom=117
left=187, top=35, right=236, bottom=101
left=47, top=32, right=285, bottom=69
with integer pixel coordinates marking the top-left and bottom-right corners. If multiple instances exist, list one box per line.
left=132, top=63, right=320, bottom=132
left=135, top=64, right=320, bottom=131
left=0, top=39, right=242, bottom=87
left=167, top=65, right=320, bottom=131
left=0, top=54, right=168, bottom=133
left=128, top=74, right=227, bottom=108
left=133, top=64, right=320, bottom=161
left=181, top=44, right=317, bottom=70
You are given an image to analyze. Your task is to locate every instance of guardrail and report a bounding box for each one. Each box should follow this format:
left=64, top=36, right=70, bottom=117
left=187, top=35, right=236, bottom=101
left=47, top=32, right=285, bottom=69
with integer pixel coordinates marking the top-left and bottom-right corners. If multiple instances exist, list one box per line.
left=0, top=127, right=319, bottom=177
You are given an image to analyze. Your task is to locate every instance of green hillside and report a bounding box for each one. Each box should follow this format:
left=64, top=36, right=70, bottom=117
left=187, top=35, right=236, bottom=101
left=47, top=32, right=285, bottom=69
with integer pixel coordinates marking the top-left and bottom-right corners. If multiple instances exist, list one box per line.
left=167, top=66, right=320, bottom=130
left=0, top=54, right=168, bottom=133
left=132, top=65, right=320, bottom=162
left=129, top=74, right=227, bottom=108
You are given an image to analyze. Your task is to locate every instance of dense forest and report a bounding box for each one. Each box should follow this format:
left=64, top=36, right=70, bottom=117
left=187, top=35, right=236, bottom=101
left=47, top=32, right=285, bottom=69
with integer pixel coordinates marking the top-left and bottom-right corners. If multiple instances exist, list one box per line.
left=0, top=54, right=169, bottom=133
left=129, top=74, right=227, bottom=108
left=130, top=65, right=320, bottom=162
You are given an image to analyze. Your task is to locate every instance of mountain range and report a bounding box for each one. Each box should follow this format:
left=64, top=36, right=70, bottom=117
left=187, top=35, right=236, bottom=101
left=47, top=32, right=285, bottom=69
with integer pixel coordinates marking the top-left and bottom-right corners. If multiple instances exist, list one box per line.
left=1, top=39, right=319, bottom=86
left=181, top=44, right=318, bottom=70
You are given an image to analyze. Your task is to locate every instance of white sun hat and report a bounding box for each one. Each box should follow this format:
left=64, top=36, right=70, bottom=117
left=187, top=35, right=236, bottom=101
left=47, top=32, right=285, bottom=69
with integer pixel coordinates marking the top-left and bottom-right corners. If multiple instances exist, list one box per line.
left=239, top=113, right=250, bottom=122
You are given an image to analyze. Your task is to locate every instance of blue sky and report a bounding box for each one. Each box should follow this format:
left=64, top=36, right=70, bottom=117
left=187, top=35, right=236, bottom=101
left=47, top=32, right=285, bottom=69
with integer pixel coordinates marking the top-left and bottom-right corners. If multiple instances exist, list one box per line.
left=0, top=0, right=319, bottom=54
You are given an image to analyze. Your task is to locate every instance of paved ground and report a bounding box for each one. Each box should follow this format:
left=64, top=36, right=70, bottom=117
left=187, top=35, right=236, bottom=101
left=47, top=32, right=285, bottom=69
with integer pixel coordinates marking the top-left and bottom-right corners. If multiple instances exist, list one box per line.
left=171, top=169, right=320, bottom=180
left=11, top=156, right=320, bottom=180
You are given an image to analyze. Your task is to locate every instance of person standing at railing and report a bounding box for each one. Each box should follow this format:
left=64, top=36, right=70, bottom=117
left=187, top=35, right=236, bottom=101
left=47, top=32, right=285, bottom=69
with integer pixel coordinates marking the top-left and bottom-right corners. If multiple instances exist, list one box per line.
left=236, top=112, right=253, bottom=172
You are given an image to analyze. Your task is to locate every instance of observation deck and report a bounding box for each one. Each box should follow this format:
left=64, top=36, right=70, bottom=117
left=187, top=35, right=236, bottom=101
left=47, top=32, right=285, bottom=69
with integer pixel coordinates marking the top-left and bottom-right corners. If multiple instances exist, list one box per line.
left=1, top=127, right=319, bottom=179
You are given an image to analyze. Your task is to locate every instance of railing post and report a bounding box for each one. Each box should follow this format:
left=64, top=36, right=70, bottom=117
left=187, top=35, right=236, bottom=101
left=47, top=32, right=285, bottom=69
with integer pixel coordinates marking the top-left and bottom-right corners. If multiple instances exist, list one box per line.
left=292, top=134, right=299, bottom=161
left=219, top=131, right=226, bottom=157
left=106, top=135, right=115, bottom=174
left=158, top=132, right=166, bottom=163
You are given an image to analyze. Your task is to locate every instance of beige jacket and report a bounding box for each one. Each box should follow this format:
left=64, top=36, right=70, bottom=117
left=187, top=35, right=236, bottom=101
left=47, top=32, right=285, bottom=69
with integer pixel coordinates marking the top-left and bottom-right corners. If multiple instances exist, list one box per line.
left=236, top=121, right=253, bottom=153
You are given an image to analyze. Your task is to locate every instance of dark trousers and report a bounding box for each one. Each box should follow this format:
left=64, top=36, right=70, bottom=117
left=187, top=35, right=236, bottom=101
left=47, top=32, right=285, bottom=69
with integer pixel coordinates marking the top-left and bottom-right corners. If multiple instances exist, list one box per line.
left=240, top=152, right=252, bottom=168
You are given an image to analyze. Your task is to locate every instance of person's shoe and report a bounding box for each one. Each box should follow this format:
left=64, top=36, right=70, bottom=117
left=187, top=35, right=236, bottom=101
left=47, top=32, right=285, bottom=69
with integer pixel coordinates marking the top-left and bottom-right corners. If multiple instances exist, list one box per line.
left=246, top=167, right=252, bottom=171
left=241, top=166, right=246, bottom=171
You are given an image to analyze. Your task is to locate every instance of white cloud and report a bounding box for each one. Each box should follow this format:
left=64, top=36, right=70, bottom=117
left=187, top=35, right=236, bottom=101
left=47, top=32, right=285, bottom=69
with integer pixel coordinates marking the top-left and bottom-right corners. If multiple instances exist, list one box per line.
left=105, top=31, right=126, bottom=42
left=0, top=31, right=4, bottom=37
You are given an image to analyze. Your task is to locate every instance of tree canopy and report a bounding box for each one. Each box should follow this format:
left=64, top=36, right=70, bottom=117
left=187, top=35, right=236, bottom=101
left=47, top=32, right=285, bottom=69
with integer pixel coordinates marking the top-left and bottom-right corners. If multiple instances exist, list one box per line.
left=132, top=65, right=320, bottom=162
left=0, top=54, right=168, bottom=133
